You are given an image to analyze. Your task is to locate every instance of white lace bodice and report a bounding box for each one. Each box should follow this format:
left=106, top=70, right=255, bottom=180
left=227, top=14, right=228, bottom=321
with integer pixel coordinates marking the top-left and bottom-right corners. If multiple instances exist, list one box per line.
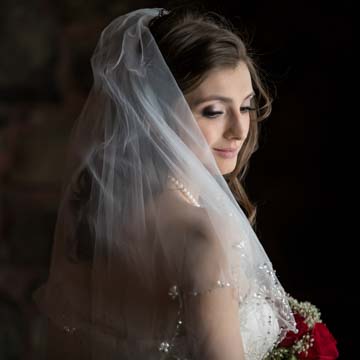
left=239, top=295, right=279, bottom=360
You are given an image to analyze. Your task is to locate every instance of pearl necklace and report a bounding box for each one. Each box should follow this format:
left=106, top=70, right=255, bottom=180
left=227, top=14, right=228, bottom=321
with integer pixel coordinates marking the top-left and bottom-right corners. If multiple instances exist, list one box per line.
left=168, top=175, right=201, bottom=207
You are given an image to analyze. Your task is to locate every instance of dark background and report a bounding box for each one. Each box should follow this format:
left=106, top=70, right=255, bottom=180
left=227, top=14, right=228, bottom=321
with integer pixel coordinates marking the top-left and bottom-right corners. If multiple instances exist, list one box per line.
left=0, top=0, right=353, bottom=358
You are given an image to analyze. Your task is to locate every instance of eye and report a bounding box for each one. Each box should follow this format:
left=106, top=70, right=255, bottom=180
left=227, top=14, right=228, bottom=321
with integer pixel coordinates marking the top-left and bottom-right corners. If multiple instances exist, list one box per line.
left=202, top=111, right=224, bottom=118
left=240, top=106, right=257, bottom=113
left=202, top=108, right=224, bottom=118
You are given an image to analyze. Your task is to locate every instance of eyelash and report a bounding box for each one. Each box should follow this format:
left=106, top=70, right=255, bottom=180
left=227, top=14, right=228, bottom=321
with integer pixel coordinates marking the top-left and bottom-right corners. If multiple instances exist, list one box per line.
left=202, top=107, right=257, bottom=118
left=202, top=111, right=223, bottom=118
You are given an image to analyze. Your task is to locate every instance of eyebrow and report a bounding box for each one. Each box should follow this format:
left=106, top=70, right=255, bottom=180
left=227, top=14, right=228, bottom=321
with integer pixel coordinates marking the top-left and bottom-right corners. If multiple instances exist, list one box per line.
left=191, top=92, right=255, bottom=106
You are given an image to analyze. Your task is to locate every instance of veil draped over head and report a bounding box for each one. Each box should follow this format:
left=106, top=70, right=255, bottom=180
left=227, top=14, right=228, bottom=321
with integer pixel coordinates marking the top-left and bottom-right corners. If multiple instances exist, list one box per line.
left=35, top=8, right=296, bottom=360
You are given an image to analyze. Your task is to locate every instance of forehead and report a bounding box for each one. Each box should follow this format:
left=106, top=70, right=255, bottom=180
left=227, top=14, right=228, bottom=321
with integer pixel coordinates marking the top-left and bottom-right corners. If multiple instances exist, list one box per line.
left=190, top=62, right=253, bottom=99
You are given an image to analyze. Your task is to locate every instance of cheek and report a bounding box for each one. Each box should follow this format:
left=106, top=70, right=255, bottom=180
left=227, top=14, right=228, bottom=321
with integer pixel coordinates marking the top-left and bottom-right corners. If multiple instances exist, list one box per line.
left=197, top=121, right=219, bottom=147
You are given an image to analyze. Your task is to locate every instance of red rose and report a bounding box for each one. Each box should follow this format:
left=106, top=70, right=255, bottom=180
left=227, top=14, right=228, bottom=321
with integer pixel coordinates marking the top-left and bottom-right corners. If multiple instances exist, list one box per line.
left=280, top=313, right=309, bottom=347
left=298, top=322, right=339, bottom=360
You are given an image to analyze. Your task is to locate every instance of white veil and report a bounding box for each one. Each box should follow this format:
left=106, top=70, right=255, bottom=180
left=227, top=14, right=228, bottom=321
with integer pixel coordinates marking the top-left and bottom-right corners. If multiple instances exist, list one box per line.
left=34, top=8, right=296, bottom=359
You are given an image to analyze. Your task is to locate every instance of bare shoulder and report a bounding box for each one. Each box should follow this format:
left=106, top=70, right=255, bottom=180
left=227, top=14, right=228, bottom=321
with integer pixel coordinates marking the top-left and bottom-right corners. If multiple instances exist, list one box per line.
left=155, top=188, right=210, bottom=233
left=155, top=190, right=220, bottom=262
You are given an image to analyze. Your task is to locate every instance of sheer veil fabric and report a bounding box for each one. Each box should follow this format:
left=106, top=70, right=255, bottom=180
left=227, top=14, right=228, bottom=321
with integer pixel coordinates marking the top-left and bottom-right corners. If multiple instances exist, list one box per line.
left=34, top=8, right=296, bottom=359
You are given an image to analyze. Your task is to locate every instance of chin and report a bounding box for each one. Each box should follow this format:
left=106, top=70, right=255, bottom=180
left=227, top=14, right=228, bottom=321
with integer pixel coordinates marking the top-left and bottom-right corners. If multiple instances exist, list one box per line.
left=218, top=161, right=237, bottom=175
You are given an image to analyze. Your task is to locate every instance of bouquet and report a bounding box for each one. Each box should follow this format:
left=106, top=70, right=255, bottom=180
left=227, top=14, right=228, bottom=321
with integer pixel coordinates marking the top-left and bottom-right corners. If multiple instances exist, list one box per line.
left=265, top=296, right=339, bottom=360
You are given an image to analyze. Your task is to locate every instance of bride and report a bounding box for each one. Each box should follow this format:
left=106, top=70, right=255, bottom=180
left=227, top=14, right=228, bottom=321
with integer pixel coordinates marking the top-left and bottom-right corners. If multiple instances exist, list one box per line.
left=34, top=7, right=296, bottom=360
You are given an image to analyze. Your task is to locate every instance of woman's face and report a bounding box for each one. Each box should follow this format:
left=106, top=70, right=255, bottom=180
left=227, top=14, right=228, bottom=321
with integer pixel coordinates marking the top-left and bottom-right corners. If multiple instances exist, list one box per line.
left=185, top=62, right=254, bottom=175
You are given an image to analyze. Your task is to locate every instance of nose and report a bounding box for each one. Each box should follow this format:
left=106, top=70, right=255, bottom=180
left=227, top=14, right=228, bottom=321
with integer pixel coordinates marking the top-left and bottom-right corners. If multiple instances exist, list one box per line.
left=226, top=111, right=250, bottom=141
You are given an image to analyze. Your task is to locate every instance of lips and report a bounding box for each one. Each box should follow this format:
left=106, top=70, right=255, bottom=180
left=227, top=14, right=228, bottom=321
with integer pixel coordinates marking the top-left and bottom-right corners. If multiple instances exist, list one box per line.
left=213, top=147, right=240, bottom=159
left=214, top=148, right=239, bottom=152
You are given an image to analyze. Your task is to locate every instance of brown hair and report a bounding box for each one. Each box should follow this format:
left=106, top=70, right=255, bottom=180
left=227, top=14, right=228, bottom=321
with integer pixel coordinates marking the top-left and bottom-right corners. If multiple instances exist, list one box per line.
left=149, top=7, right=272, bottom=225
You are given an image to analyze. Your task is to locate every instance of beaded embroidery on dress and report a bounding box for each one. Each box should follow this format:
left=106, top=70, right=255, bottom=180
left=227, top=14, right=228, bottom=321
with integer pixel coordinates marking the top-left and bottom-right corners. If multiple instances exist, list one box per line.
left=158, top=283, right=280, bottom=360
